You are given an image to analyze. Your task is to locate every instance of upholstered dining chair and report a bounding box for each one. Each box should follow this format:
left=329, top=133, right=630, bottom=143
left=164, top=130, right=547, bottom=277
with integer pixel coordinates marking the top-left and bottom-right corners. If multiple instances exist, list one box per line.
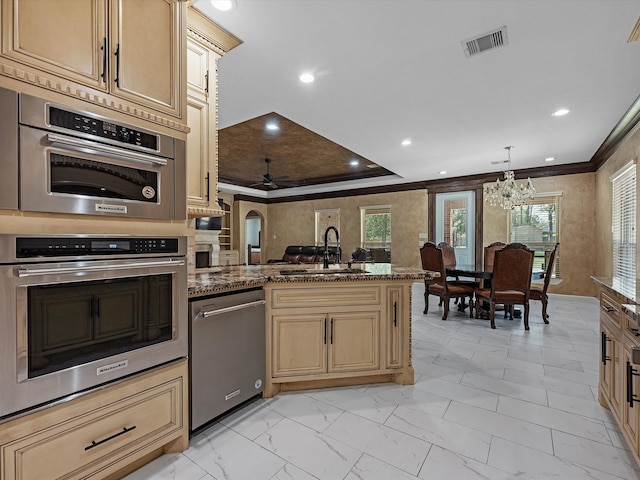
left=483, top=241, right=506, bottom=272
left=474, top=243, right=534, bottom=330
left=438, top=241, right=479, bottom=293
left=530, top=243, right=559, bottom=323
left=420, top=242, right=475, bottom=320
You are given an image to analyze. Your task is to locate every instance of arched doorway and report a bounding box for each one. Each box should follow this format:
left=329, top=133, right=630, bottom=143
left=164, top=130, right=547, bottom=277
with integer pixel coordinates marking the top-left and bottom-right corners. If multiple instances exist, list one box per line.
left=245, top=210, right=264, bottom=264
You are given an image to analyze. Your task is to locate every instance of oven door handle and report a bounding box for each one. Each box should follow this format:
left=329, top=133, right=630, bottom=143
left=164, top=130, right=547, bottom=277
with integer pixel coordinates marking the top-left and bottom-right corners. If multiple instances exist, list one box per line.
left=46, top=133, right=168, bottom=167
left=17, top=259, right=184, bottom=277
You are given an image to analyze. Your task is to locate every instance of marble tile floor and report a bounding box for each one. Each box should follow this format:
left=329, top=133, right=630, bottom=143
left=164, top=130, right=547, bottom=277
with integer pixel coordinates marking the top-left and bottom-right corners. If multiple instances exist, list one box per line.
left=125, top=284, right=640, bottom=480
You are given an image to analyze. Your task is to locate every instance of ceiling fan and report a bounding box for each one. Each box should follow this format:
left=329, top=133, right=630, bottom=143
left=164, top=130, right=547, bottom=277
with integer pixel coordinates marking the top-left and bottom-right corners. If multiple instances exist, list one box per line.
left=249, top=158, right=291, bottom=189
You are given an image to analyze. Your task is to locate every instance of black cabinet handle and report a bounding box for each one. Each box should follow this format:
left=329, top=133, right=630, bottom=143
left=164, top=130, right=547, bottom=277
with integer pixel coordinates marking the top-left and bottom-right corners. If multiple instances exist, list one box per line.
left=205, top=70, right=209, bottom=94
left=205, top=172, right=210, bottom=201
left=330, top=318, right=334, bottom=344
left=85, top=425, right=136, bottom=451
left=601, top=305, right=615, bottom=313
left=627, top=361, right=640, bottom=407
left=393, top=301, right=398, bottom=327
left=601, top=331, right=611, bottom=365
left=114, top=43, right=120, bottom=87
left=323, top=317, right=326, bottom=344
left=100, top=37, right=107, bottom=83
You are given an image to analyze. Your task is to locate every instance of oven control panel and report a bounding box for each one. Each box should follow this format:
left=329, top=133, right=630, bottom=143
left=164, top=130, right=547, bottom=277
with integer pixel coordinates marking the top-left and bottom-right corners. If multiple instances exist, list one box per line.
left=48, top=106, right=159, bottom=150
left=15, top=237, right=180, bottom=258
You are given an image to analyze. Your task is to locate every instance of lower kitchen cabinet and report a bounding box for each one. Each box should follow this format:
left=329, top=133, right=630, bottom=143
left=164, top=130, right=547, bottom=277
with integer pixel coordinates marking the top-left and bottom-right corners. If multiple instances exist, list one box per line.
left=623, top=338, right=640, bottom=454
left=601, top=317, right=623, bottom=421
left=265, top=281, right=413, bottom=397
left=0, top=359, right=188, bottom=480
left=272, top=310, right=380, bottom=377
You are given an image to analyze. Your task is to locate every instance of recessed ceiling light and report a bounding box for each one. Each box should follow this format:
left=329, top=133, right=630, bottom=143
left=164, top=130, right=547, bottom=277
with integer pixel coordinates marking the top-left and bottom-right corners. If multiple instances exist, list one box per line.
left=545, top=157, right=555, bottom=162
left=349, top=159, right=360, bottom=167
left=299, top=73, right=315, bottom=83
left=210, top=0, right=236, bottom=11
left=265, top=122, right=279, bottom=131
left=401, top=139, right=412, bottom=146
left=439, top=170, right=447, bottom=175
left=551, top=108, right=570, bottom=117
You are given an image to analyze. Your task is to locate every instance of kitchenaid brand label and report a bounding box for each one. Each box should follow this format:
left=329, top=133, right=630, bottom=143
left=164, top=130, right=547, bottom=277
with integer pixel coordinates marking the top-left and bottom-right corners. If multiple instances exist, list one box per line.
left=225, top=389, right=240, bottom=401
left=95, top=204, right=127, bottom=214
left=97, top=360, right=128, bottom=376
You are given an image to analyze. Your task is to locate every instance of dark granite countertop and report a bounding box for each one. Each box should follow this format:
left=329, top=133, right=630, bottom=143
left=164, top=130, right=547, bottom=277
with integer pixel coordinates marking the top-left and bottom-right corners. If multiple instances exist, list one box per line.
left=189, top=263, right=436, bottom=298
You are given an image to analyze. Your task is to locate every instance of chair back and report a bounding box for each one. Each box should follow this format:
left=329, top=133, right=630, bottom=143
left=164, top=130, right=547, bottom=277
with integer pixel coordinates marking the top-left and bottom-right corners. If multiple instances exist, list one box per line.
left=437, top=242, right=457, bottom=268
left=420, top=242, right=446, bottom=287
left=483, top=241, right=506, bottom=272
left=491, top=243, right=534, bottom=294
left=540, top=243, right=560, bottom=293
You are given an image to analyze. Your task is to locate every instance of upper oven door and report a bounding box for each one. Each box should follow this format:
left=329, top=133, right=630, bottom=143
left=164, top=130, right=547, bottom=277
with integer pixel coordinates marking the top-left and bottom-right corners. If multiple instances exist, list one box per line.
left=19, top=124, right=176, bottom=219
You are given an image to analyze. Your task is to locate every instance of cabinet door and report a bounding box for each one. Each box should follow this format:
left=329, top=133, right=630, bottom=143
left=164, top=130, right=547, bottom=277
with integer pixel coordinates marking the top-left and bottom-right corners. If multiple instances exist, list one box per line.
left=109, top=0, right=183, bottom=117
left=386, top=287, right=404, bottom=368
left=328, top=311, right=380, bottom=373
left=186, top=36, right=222, bottom=216
left=601, top=321, right=622, bottom=419
left=623, top=343, right=640, bottom=453
left=1, top=0, right=108, bottom=90
left=272, top=313, right=327, bottom=377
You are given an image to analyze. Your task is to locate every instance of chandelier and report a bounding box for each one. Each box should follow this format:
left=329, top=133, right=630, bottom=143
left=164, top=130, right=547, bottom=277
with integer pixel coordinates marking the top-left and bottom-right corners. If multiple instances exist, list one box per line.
left=484, top=146, right=535, bottom=210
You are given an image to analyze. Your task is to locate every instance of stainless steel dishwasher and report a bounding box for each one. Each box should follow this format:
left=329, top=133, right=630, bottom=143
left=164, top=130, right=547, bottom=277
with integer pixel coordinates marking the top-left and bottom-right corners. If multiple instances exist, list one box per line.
left=189, top=288, right=265, bottom=431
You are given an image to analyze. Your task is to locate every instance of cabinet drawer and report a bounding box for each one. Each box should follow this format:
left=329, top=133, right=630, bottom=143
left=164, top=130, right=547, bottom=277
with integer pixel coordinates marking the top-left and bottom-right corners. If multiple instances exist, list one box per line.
left=1, top=377, right=183, bottom=480
left=271, top=286, right=381, bottom=309
left=601, top=292, right=622, bottom=328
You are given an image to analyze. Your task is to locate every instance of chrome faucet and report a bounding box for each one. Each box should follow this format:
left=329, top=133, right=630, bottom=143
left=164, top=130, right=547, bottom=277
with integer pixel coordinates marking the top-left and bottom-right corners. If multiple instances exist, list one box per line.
left=323, top=226, right=340, bottom=268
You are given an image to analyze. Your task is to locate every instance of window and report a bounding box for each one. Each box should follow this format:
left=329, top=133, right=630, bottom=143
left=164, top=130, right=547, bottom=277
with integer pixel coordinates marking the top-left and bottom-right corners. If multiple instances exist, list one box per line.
left=508, top=195, right=561, bottom=276
left=612, top=162, right=636, bottom=283
left=361, top=205, right=391, bottom=262
left=315, top=209, right=340, bottom=246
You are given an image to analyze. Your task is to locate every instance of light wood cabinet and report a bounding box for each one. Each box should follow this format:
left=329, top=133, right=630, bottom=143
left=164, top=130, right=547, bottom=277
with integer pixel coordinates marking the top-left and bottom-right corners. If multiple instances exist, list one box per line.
left=623, top=339, right=640, bottom=454
left=386, top=286, right=404, bottom=369
left=265, top=281, right=413, bottom=397
left=0, top=359, right=188, bottom=480
left=1, top=0, right=186, bottom=125
left=600, top=317, right=622, bottom=420
left=272, top=310, right=380, bottom=377
left=186, top=8, right=241, bottom=217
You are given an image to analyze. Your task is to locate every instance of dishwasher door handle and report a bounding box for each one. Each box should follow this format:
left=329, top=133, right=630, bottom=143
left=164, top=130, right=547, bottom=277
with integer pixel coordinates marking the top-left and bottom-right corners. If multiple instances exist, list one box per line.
left=197, top=299, right=266, bottom=318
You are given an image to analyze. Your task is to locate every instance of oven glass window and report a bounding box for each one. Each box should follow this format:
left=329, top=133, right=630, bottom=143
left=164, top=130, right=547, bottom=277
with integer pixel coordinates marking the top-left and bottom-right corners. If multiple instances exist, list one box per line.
left=49, top=153, right=158, bottom=202
left=27, top=274, right=172, bottom=378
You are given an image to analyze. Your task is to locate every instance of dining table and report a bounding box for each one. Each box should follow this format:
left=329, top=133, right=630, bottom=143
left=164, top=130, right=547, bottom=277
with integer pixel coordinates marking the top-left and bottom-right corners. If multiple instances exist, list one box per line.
left=445, top=264, right=544, bottom=319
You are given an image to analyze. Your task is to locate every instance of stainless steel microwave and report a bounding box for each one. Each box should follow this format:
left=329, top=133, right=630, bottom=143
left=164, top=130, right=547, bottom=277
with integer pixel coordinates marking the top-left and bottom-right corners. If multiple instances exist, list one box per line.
left=0, top=87, right=186, bottom=220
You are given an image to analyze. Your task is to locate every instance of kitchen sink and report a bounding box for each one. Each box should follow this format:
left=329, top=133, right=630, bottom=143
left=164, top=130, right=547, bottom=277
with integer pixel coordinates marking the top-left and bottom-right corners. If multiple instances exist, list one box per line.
left=279, top=268, right=368, bottom=275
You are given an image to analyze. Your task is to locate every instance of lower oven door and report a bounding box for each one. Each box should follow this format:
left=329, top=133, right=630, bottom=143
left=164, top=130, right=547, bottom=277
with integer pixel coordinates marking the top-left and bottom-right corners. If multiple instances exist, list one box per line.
left=0, top=257, right=187, bottom=419
left=18, top=124, right=178, bottom=220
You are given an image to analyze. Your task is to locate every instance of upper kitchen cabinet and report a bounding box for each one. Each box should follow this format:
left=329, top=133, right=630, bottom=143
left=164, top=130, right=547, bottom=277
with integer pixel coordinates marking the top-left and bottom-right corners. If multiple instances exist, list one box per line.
left=186, top=7, right=241, bottom=217
left=0, top=0, right=187, bottom=132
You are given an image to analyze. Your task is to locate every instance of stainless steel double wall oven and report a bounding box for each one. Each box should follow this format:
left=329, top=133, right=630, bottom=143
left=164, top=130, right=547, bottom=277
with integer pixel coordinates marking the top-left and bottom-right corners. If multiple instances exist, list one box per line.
left=0, top=87, right=185, bottom=220
left=0, top=235, right=188, bottom=419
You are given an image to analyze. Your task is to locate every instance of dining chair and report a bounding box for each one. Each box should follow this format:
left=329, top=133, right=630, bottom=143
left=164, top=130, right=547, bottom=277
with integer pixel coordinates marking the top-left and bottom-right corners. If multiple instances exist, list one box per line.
left=530, top=243, right=559, bottom=323
left=483, top=241, right=506, bottom=272
left=420, top=242, right=475, bottom=320
left=474, top=242, right=534, bottom=330
left=438, top=241, right=479, bottom=294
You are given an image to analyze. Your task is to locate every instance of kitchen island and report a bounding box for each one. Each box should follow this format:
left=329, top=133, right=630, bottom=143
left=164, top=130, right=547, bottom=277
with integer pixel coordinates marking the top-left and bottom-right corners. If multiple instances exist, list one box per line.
left=189, top=263, right=435, bottom=396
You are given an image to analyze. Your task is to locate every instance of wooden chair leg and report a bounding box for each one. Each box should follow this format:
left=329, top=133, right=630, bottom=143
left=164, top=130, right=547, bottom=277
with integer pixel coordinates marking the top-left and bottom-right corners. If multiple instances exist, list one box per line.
left=524, top=302, right=530, bottom=330
left=468, top=295, right=474, bottom=318
left=542, top=295, right=549, bottom=324
left=442, top=296, right=449, bottom=320
left=475, top=296, right=480, bottom=319
left=423, top=287, right=429, bottom=314
left=490, top=302, right=496, bottom=329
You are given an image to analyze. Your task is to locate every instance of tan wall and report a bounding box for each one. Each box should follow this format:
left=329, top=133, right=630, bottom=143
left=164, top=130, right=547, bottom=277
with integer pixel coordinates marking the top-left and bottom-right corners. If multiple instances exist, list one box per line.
left=482, top=173, right=596, bottom=297
left=594, top=126, right=640, bottom=278
left=263, top=190, right=428, bottom=268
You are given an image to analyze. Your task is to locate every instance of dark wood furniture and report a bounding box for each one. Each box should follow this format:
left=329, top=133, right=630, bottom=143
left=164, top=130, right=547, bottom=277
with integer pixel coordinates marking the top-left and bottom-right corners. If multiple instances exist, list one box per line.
left=420, top=242, right=475, bottom=320
left=474, top=243, right=534, bottom=330
left=530, top=243, right=560, bottom=323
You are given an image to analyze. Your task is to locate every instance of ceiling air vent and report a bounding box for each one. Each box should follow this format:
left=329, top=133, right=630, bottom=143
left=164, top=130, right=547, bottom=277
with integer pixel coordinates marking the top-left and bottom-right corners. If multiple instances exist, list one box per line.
left=462, top=26, right=508, bottom=58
